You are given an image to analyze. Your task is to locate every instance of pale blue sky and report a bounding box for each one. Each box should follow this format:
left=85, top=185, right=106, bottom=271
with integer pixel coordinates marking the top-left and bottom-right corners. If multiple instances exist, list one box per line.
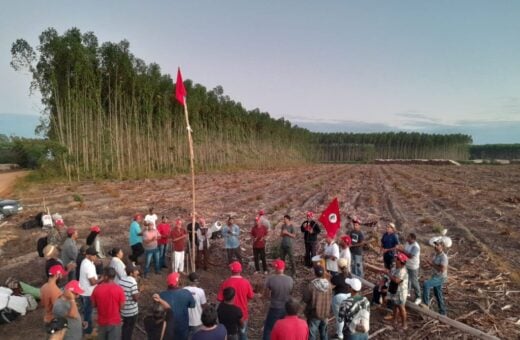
left=1, top=0, right=519, bottom=143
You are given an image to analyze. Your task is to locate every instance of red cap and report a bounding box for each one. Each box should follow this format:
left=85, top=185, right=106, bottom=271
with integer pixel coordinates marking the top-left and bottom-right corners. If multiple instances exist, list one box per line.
left=255, top=216, right=260, bottom=223
left=134, top=214, right=142, bottom=221
left=352, top=216, right=361, bottom=224
left=64, top=280, right=84, bottom=295
left=306, top=211, right=314, bottom=218
left=258, top=209, right=265, bottom=216
left=175, top=219, right=183, bottom=227
left=66, top=227, right=76, bottom=236
left=272, top=259, right=286, bottom=270
left=395, top=252, right=409, bottom=263
left=229, top=261, right=242, bottom=273
left=341, top=235, right=352, bottom=246
left=90, top=225, right=101, bottom=233
left=55, top=220, right=64, bottom=227
left=167, top=272, right=180, bottom=286
left=49, top=264, right=67, bottom=277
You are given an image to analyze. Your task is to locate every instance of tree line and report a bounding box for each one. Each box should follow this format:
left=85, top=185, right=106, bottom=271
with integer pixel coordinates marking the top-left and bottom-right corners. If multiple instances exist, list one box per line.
left=469, top=144, right=520, bottom=160
left=10, top=28, right=474, bottom=178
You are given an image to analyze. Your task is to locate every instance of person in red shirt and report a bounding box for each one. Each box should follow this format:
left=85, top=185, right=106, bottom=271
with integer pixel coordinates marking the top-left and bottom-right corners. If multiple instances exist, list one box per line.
left=157, top=216, right=171, bottom=269
left=171, top=219, right=188, bottom=273
left=217, top=261, right=254, bottom=340
left=271, top=299, right=309, bottom=340
left=251, top=216, right=268, bottom=274
left=91, top=267, right=126, bottom=339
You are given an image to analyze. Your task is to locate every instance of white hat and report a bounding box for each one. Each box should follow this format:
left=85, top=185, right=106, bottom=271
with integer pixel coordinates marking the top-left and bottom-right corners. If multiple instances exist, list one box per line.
left=345, top=278, right=362, bottom=291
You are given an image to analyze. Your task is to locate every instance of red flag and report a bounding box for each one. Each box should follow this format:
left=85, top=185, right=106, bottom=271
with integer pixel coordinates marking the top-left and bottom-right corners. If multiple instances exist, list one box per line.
left=319, top=197, right=341, bottom=238
left=175, top=67, right=187, bottom=105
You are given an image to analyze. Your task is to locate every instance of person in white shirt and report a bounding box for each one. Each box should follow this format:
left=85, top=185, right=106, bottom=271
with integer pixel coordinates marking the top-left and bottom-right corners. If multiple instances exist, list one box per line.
left=196, top=218, right=212, bottom=270
left=108, top=247, right=127, bottom=285
left=144, top=208, right=158, bottom=229
left=323, top=236, right=340, bottom=276
left=184, top=272, right=207, bottom=337
left=79, top=247, right=101, bottom=335
left=339, top=235, right=352, bottom=274
left=399, top=232, right=421, bottom=304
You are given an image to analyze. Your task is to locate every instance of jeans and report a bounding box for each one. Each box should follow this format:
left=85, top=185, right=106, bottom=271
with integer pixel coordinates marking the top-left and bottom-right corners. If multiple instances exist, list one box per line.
left=81, top=295, right=93, bottom=334
left=422, top=276, right=446, bottom=315
left=144, top=247, right=160, bottom=276
left=98, top=324, right=122, bottom=340
left=280, top=245, right=295, bottom=276
left=130, top=242, right=144, bottom=263
left=226, top=247, right=242, bottom=264
left=262, top=308, right=286, bottom=340
left=253, top=247, right=267, bottom=272
left=383, top=253, right=394, bottom=269
left=239, top=319, right=248, bottom=340
left=351, top=254, right=364, bottom=278
left=158, top=244, right=167, bottom=268
left=304, top=241, right=318, bottom=267
left=122, top=315, right=137, bottom=340
left=332, top=293, right=350, bottom=338
left=308, top=318, right=328, bottom=340
left=407, top=268, right=421, bottom=299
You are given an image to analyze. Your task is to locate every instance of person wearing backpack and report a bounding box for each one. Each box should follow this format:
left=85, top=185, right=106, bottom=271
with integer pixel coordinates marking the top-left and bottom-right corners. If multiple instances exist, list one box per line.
left=338, top=278, right=370, bottom=340
left=303, top=265, right=332, bottom=340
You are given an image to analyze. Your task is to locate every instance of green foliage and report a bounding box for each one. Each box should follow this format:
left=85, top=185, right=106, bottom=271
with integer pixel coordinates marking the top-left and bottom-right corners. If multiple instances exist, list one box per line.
left=72, top=193, right=83, bottom=202
left=469, top=144, right=520, bottom=160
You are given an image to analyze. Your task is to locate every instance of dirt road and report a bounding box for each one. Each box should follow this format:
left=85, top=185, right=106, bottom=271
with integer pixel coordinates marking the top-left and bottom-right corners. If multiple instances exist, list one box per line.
left=0, top=170, right=28, bottom=196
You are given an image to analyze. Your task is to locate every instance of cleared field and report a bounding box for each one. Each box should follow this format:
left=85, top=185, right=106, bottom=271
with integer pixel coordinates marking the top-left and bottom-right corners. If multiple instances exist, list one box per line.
left=0, top=164, right=519, bottom=339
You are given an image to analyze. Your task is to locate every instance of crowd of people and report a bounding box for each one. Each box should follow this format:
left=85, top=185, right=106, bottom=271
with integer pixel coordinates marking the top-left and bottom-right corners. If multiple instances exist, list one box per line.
left=38, top=207, right=449, bottom=340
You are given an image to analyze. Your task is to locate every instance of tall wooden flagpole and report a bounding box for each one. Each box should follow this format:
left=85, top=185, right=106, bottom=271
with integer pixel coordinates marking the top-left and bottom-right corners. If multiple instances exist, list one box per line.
left=175, top=67, right=197, bottom=272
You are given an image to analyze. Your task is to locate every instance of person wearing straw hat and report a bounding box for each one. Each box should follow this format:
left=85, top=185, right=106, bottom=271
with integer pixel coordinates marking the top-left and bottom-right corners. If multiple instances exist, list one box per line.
left=380, top=223, right=399, bottom=270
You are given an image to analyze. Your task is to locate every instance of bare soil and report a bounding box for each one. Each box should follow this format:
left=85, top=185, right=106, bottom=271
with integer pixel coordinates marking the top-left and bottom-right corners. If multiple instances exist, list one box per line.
left=1, top=164, right=519, bottom=339
left=0, top=170, right=28, bottom=197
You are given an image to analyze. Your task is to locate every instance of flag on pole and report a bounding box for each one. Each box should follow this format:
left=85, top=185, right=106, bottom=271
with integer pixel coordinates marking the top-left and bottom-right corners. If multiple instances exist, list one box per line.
left=175, top=67, right=187, bottom=105
left=319, top=197, right=341, bottom=238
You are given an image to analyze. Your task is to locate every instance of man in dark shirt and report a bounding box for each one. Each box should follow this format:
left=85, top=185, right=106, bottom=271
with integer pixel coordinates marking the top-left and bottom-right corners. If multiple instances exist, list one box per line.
left=349, top=219, right=365, bottom=278
left=300, top=211, right=321, bottom=268
left=153, top=272, right=196, bottom=339
left=381, top=223, right=399, bottom=269
left=217, top=287, right=243, bottom=340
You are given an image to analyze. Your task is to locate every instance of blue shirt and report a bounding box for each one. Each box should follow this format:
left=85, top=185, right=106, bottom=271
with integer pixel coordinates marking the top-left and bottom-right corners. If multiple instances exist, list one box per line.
left=129, top=221, right=142, bottom=246
left=222, top=224, right=240, bottom=249
left=160, top=288, right=195, bottom=339
left=381, top=233, right=399, bottom=256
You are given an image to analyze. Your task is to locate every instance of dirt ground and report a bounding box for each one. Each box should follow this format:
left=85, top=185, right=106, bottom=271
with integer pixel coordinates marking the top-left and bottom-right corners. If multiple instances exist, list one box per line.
left=0, top=170, right=28, bottom=196
left=1, top=164, right=519, bottom=339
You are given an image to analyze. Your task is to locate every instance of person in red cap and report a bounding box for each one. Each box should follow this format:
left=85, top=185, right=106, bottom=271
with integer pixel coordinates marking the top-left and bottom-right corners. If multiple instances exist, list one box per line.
left=217, top=261, right=254, bottom=340
left=154, top=272, right=195, bottom=340
left=384, top=252, right=409, bottom=330
left=41, top=264, right=67, bottom=325
left=86, top=225, right=106, bottom=262
left=91, top=267, right=126, bottom=339
left=257, top=209, right=272, bottom=230
left=262, top=259, right=294, bottom=340
left=61, top=227, right=79, bottom=282
left=53, top=280, right=84, bottom=340
left=270, top=298, right=309, bottom=340
left=129, top=214, right=144, bottom=264
left=301, top=211, right=321, bottom=268
left=339, top=235, right=352, bottom=273
left=251, top=215, right=268, bottom=274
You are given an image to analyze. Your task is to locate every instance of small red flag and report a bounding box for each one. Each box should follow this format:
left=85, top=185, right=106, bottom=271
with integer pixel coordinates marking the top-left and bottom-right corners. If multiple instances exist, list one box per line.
left=319, top=197, right=341, bottom=238
left=175, top=67, right=187, bottom=105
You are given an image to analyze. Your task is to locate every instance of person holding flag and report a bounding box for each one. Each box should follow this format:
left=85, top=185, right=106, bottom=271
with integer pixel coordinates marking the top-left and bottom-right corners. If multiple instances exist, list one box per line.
left=300, top=211, right=321, bottom=268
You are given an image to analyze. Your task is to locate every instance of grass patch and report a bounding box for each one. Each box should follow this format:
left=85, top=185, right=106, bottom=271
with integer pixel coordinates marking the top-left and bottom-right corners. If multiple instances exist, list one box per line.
left=72, top=193, right=83, bottom=202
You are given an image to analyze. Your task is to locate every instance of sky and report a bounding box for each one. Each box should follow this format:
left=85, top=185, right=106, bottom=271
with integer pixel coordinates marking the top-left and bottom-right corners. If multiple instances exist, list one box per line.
left=1, top=0, right=519, bottom=144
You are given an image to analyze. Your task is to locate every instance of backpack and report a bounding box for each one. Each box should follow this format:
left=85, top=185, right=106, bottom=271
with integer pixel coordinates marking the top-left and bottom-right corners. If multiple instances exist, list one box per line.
left=37, top=236, right=48, bottom=257
left=348, top=296, right=370, bottom=334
